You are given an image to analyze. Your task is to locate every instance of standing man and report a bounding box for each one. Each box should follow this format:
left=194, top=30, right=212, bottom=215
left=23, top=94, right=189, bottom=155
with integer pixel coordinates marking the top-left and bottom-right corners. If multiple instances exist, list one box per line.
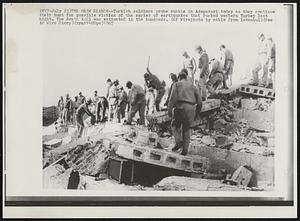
left=145, top=67, right=165, bottom=112
left=207, top=58, right=224, bottom=96
left=63, top=94, right=72, bottom=125
left=168, top=71, right=202, bottom=156
left=107, top=80, right=119, bottom=121
left=251, top=33, right=269, bottom=87
left=124, top=81, right=146, bottom=125
left=78, top=92, right=86, bottom=104
left=220, top=45, right=234, bottom=88
left=145, top=87, right=155, bottom=115
left=73, top=96, right=80, bottom=125
left=116, top=86, right=128, bottom=123
left=182, top=51, right=197, bottom=84
left=75, top=98, right=95, bottom=138
left=57, top=96, right=64, bottom=120
left=267, top=37, right=275, bottom=88
left=93, top=90, right=101, bottom=123
left=195, top=45, right=210, bottom=101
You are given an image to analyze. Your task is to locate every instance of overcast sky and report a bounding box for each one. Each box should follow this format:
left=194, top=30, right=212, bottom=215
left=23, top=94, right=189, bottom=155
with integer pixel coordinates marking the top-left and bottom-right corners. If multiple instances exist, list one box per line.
left=43, top=22, right=276, bottom=106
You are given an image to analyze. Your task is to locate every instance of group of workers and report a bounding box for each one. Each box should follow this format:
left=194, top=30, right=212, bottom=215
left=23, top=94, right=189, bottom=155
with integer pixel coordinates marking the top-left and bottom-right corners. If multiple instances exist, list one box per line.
left=57, top=33, right=275, bottom=155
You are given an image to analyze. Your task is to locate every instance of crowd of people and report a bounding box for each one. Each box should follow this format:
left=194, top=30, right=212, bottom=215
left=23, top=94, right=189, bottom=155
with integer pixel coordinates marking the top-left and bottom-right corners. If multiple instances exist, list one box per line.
left=56, top=33, right=275, bottom=155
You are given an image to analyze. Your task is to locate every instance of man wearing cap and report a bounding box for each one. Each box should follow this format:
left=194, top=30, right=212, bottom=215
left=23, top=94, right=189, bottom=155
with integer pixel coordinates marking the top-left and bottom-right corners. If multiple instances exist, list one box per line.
left=75, top=98, right=95, bottom=138
left=116, top=86, right=128, bottom=123
left=207, top=58, right=224, bottom=96
left=145, top=67, right=165, bottom=112
left=195, top=45, right=209, bottom=101
left=125, top=81, right=146, bottom=125
left=251, top=33, right=269, bottom=87
left=182, top=51, right=197, bottom=84
left=220, top=45, right=234, bottom=88
left=107, top=80, right=119, bottom=121
left=168, top=71, right=202, bottom=156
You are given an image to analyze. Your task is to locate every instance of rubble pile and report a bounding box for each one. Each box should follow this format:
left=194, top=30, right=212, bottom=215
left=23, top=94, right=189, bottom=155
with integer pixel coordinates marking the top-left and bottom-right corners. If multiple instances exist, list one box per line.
left=43, top=87, right=275, bottom=191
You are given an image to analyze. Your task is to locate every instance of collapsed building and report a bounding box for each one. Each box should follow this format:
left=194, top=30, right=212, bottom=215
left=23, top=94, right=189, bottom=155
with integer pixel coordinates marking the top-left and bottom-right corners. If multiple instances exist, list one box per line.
left=42, top=84, right=275, bottom=191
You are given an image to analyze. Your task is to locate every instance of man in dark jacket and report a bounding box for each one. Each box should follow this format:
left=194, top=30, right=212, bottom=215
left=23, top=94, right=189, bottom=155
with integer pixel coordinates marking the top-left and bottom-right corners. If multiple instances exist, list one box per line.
left=168, top=71, right=202, bottom=156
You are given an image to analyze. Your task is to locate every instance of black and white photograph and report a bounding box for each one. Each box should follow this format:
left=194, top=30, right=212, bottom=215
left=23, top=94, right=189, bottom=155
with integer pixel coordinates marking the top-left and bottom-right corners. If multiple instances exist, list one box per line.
left=3, top=2, right=297, bottom=219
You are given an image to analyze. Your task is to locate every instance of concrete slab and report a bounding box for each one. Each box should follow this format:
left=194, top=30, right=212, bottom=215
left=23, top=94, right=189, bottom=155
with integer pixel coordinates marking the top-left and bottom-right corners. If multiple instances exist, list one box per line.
left=238, top=84, right=275, bottom=99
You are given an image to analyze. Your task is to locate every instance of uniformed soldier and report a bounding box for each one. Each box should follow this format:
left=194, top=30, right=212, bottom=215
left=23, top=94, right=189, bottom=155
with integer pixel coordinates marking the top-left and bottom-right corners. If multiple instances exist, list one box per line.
left=75, top=98, right=95, bottom=138
left=145, top=67, right=165, bottom=111
left=220, top=45, right=234, bottom=88
left=207, top=59, right=224, bottom=96
left=124, top=81, right=146, bottom=125
left=182, top=51, right=197, bottom=84
left=98, top=96, right=109, bottom=122
left=168, top=71, right=202, bottom=156
left=195, top=45, right=209, bottom=101
left=251, top=33, right=269, bottom=87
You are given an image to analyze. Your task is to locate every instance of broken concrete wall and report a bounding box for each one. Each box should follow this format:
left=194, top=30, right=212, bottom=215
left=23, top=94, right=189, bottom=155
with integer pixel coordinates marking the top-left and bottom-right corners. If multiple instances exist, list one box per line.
left=188, top=144, right=274, bottom=185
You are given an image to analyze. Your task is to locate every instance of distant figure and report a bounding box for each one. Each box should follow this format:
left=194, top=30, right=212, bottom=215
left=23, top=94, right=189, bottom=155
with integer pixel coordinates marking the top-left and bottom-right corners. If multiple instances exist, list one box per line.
left=195, top=45, right=209, bottom=101
left=116, top=86, right=128, bottom=123
left=167, top=71, right=202, bottom=156
left=145, top=83, right=156, bottom=115
left=93, top=90, right=101, bottom=123
left=220, top=45, right=234, bottom=88
left=207, top=59, right=224, bottom=95
left=107, top=80, right=119, bottom=121
left=98, top=96, right=109, bottom=122
left=145, top=67, right=165, bottom=111
left=57, top=96, right=64, bottom=119
left=267, top=37, right=275, bottom=88
left=182, top=51, right=197, bottom=84
left=63, top=94, right=73, bottom=125
left=106, top=78, right=112, bottom=99
left=78, top=92, right=86, bottom=104
left=251, top=33, right=269, bottom=87
left=165, top=73, right=178, bottom=106
left=73, top=96, right=80, bottom=125
left=124, top=81, right=146, bottom=125
left=75, top=98, right=95, bottom=138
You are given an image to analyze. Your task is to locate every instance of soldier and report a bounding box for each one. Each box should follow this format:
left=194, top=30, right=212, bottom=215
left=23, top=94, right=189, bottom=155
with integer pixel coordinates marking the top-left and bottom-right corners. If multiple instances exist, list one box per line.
left=182, top=51, right=197, bottom=84
left=124, top=81, right=146, bottom=125
left=168, top=71, right=202, bottom=156
left=75, top=98, right=95, bottom=138
left=107, top=80, right=119, bottom=121
left=72, top=96, right=80, bottom=125
left=251, top=33, right=269, bottom=87
left=106, top=78, right=112, bottom=98
left=220, top=45, right=234, bottom=88
left=207, top=59, right=224, bottom=96
left=116, top=86, right=128, bottom=123
left=57, top=96, right=64, bottom=120
left=145, top=67, right=165, bottom=111
left=78, top=92, right=86, bottom=104
left=195, top=45, right=209, bottom=101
